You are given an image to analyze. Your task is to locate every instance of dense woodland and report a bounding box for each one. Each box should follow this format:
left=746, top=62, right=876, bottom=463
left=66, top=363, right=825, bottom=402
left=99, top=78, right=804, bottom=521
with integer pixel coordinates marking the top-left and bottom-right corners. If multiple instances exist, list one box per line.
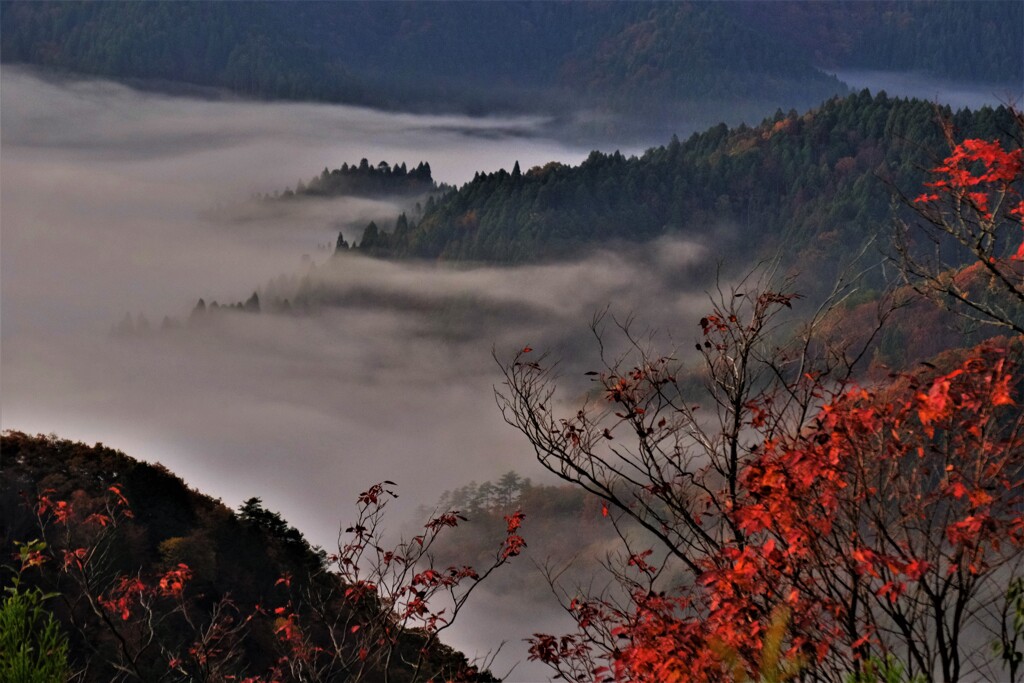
left=340, top=94, right=1013, bottom=277
left=2, top=2, right=1020, bottom=135
left=727, top=2, right=1023, bottom=81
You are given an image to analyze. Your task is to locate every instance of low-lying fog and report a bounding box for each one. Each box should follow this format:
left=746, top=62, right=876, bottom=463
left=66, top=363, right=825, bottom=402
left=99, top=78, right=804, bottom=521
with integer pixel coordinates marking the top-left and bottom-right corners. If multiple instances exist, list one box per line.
left=1, top=67, right=711, bottom=678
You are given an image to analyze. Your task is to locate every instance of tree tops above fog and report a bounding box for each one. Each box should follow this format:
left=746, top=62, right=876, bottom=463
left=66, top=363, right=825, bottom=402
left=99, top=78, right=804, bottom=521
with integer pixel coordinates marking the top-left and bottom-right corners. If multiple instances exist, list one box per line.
left=124, top=93, right=1019, bottom=369
left=269, top=160, right=440, bottom=201
left=2, top=2, right=1020, bottom=125
left=351, top=93, right=1017, bottom=285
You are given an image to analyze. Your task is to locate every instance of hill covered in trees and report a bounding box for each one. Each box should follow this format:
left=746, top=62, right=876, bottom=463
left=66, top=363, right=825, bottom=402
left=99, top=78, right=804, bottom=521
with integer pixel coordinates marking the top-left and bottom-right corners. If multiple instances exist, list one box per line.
left=346, top=93, right=1017, bottom=273
left=0, top=432, right=500, bottom=682
left=728, top=1, right=1023, bottom=82
left=3, top=2, right=1020, bottom=138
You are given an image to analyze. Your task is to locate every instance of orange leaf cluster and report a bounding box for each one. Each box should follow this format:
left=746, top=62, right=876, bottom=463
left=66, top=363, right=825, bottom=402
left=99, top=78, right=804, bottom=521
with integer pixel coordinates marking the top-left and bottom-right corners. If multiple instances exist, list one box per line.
left=581, top=347, right=1023, bottom=682
left=914, top=136, right=1024, bottom=260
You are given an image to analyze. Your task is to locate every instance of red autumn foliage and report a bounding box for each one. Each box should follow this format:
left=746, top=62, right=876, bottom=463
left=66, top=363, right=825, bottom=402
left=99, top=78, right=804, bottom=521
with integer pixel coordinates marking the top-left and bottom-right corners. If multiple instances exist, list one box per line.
left=525, top=339, right=1022, bottom=683
left=504, top=232, right=1023, bottom=682
left=12, top=467, right=512, bottom=682
left=898, top=117, right=1024, bottom=333
left=98, top=576, right=149, bottom=621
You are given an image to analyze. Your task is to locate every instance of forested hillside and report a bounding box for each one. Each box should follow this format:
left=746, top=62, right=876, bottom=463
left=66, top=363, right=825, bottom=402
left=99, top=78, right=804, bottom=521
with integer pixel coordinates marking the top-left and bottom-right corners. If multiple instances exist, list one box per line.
left=3, top=2, right=1019, bottom=129
left=0, top=2, right=834, bottom=112
left=350, top=93, right=1017, bottom=276
left=0, top=432, right=498, bottom=682
left=731, top=1, right=1023, bottom=81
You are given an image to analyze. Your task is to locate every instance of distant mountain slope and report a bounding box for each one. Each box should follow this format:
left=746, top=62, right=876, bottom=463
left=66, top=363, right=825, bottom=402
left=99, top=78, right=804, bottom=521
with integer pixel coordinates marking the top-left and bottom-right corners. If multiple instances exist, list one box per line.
left=351, top=93, right=1017, bottom=279
left=0, top=432, right=496, bottom=682
left=732, top=1, right=1024, bottom=83
left=3, top=2, right=1018, bottom=127
left=0, top=2, right=840, bottom=118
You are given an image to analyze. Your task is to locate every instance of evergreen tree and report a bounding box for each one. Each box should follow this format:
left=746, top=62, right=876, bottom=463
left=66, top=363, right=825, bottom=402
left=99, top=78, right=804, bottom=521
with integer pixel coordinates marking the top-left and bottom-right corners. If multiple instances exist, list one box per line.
left=244, top=292, right=260, bottom=313
left=335, top=231, right=350, bottom=252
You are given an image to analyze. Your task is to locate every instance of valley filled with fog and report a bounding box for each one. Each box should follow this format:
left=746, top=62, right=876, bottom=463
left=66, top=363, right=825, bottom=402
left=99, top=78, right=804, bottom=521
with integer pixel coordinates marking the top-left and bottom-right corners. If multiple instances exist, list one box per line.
left=2, top=64, right=1019, bottom=678
left=1, top=68, right=718, bottom=677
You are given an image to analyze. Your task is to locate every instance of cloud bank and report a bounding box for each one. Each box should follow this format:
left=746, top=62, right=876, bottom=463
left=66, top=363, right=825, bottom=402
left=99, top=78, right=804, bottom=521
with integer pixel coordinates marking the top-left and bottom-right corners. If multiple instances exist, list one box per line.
left=0, top=69, right=710, bottom=678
